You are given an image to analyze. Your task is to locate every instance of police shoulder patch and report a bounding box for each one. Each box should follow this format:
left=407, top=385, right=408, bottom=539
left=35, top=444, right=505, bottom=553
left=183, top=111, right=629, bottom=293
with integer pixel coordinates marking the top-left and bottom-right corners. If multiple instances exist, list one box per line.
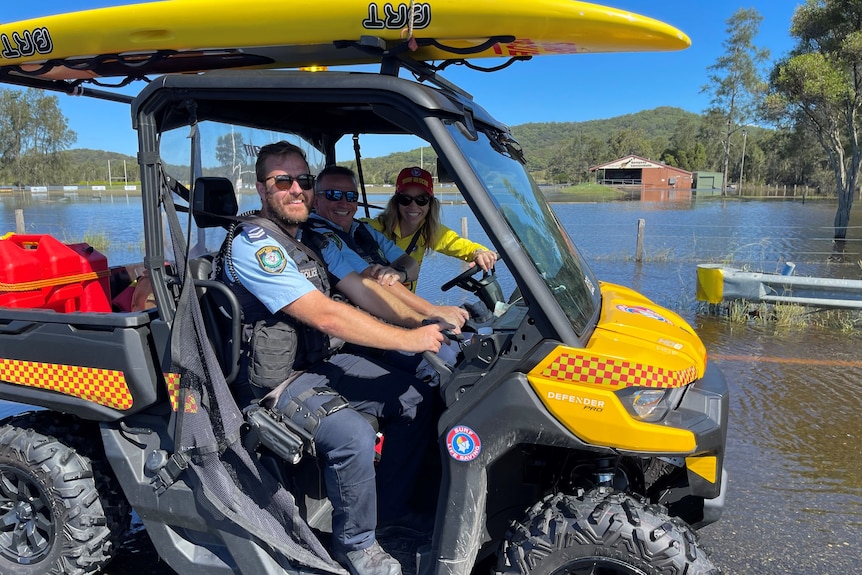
left=322, top=231, right=342, bottom=250
left=255, top=245, right=287, bottom=273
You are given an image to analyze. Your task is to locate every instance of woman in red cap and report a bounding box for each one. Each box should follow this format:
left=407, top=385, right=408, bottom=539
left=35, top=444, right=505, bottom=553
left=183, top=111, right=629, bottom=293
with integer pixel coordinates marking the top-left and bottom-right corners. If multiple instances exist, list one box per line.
left=364, top=166, right=497, bottom=292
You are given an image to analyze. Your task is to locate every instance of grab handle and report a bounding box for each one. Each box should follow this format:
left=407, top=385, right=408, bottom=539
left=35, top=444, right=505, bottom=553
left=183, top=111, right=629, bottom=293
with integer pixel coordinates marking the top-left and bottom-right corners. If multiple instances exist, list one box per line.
left=0, top=320, right=37, bottom=335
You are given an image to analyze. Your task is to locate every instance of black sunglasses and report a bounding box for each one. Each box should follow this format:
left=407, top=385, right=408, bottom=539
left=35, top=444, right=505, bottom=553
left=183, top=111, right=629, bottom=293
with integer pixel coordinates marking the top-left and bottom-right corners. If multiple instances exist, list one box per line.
left=396, top=193, right=431, bottom=207
left=262, top=173, right=316, bottom=191
left=318, top=189, right=359, bottom=202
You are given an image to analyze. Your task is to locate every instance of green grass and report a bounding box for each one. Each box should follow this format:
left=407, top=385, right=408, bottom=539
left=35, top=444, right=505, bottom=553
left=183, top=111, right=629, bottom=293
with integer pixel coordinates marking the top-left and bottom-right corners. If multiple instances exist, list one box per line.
left=81, top=230, right=110, bottom=252
left=705, top=298, right=861, bottom=332
left=60, top=228, right=143, bottom=256
left=555, top=183, right=628, bottom=199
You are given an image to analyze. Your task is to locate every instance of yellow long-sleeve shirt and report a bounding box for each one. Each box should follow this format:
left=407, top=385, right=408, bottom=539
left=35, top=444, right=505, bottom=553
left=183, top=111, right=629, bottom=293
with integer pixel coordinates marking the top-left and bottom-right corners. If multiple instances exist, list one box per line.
left=364, top=217, right=490, bottom=291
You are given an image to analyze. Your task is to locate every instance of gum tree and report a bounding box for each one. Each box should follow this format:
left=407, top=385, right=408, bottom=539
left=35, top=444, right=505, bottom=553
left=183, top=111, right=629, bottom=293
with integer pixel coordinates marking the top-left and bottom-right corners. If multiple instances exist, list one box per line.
left=701, top=8, right=770, bottom=195
left=0, top=88, right=75, bottom=186
left=768, top=0, right=862, bottom=240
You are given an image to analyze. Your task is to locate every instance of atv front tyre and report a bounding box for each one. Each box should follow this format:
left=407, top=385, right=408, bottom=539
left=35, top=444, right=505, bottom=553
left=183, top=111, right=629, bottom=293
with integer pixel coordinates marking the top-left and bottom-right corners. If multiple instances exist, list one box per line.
left=0, top=421, right=126, bottom=575
left=498, top=489, right=720, bottom=575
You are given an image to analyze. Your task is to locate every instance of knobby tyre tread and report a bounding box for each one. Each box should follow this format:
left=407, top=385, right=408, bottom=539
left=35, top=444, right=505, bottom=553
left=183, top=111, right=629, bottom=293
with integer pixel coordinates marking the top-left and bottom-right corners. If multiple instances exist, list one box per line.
left=497, top=489, right=721, bottom=575
left=0, top=414, right=130, bottom=575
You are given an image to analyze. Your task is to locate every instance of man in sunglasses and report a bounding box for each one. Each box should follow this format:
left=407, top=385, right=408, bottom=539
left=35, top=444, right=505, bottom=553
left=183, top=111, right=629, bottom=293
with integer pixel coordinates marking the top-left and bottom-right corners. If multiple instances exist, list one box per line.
left=309, top=165, right=468, bottom=329
left=216, top=141, right=448, bottom=575
left=311, top=165, right=417, bottom=285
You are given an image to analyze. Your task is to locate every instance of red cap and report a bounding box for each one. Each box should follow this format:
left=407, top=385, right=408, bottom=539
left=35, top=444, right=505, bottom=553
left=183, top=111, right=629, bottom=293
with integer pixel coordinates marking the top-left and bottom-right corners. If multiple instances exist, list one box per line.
left=396, top=166, right=433, bottom=196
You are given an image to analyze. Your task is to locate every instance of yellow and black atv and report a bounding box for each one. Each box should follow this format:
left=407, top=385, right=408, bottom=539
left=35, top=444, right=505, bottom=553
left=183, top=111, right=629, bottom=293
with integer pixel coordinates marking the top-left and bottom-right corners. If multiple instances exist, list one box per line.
left=0, top=4, right=726, bottom=575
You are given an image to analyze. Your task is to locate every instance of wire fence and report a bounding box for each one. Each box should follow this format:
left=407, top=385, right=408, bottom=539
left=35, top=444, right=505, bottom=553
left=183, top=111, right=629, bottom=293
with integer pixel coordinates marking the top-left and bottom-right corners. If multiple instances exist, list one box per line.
left=550, top=201, right=862, bottom=281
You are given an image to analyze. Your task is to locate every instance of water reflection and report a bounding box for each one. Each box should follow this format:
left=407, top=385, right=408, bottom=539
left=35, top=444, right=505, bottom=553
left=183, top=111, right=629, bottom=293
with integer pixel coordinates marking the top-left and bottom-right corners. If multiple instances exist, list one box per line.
left=701, top=321, right=862, bottom=497
left=1, top=192, right=144, bottom=264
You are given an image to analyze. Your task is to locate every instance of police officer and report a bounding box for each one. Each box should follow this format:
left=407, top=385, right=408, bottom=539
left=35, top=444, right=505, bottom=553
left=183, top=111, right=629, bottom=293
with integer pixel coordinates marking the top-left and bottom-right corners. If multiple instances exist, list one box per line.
left=217, top=141, right=445, bottom=575
left=310, top=165, right=417, bottom=285
left=309, top=165, right=468, bottom=329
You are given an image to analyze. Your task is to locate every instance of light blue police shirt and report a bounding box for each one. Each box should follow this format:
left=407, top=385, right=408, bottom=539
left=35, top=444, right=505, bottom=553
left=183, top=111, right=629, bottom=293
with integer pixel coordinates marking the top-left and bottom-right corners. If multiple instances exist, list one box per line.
left=229, top=224, right=358, bottom=314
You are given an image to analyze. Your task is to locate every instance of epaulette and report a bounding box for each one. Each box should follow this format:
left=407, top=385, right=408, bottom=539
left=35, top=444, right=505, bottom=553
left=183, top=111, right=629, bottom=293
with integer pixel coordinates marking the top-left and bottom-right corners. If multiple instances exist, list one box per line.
left=243, top=225, right=270, bottom=243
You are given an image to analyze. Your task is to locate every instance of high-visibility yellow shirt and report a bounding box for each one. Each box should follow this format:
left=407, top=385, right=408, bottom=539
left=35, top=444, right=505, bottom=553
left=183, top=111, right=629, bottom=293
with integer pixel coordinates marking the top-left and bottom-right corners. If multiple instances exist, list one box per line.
left=363, top=217, right=490, bottom=292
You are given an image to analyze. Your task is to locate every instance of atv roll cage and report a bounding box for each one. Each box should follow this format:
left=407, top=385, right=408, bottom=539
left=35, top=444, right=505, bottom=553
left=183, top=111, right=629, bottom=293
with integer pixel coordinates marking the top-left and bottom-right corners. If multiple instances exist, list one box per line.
left=133, top=69, right=600, bottom=346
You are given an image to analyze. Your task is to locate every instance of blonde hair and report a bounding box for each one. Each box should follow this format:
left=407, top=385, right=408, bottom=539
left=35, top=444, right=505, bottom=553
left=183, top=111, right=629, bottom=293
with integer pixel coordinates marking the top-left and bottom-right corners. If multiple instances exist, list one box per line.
left=377, top=194, right=442, bottom=253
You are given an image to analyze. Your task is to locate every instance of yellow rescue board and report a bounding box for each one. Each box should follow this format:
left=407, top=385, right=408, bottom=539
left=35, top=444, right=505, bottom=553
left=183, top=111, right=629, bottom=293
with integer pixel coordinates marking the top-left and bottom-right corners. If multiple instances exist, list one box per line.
left=0, top=0, right=690, bottom=80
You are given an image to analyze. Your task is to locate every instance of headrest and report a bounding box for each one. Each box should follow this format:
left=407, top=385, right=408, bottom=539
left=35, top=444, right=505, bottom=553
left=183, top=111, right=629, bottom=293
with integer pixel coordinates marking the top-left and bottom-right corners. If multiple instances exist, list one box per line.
left=192, top=177, right=239, bottom=229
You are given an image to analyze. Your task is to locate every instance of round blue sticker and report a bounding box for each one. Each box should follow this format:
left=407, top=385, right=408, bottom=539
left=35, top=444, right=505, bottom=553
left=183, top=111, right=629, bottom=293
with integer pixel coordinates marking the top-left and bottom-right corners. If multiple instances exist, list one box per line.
left=446, top=425, right=482, bottom=462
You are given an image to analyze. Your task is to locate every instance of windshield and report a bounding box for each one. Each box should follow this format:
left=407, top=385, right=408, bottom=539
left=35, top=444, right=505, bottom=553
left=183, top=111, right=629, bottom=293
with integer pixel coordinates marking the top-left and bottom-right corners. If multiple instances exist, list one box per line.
left=447, top=123, right=600, bottom=335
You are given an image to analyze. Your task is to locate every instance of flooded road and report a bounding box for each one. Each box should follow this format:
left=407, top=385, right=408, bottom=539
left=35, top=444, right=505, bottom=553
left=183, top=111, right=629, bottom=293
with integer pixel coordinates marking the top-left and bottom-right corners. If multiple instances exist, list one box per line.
left=696, top=319, right=862, bottom=574
left=2, top=197, right=862, bottom=573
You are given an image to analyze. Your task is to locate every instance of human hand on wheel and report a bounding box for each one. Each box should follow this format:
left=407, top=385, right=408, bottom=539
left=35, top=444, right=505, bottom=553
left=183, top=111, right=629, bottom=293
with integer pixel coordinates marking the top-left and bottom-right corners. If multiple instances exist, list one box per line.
left=472, top=250, right=498, bottom=272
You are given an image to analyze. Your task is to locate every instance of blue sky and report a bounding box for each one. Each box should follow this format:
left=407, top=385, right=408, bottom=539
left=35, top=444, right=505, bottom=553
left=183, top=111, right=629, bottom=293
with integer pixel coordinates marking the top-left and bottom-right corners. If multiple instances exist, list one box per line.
left=3, top=1, right=801, bottom=158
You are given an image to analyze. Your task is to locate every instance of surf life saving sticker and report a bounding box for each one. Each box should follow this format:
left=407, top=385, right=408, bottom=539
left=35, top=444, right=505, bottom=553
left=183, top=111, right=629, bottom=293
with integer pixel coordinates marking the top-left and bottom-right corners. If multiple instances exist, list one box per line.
left=256, top=246, right=287, bottom=274
left=616, top=304, right=671, bottom=324
left=446, top=425, right=481, bottom=462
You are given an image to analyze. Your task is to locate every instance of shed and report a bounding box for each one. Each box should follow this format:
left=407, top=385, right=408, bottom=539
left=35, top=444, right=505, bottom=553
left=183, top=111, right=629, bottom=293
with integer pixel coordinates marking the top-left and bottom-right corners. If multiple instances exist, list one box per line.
left=590, top=155, right=692, bottom=200
left=692, top=171, right=723, bottom=196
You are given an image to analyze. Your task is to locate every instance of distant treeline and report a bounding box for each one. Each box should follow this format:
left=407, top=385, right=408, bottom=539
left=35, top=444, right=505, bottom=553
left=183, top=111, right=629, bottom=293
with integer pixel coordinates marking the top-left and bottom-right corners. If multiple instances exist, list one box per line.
left=3, top=106, right=830, bottom=192
left=338, top=107, right=831, bottom=192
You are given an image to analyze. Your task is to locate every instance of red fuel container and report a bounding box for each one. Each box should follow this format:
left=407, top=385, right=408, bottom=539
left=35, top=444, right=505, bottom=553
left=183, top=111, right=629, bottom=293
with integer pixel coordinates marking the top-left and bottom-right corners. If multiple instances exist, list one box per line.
left=0, top=234, right=111, bottom=313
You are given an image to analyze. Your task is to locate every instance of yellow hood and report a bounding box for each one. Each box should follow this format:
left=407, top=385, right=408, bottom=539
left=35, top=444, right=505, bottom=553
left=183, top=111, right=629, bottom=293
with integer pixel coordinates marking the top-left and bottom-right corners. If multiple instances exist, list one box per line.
left=526, top=282, right=706, bottom=452
left=589, top=282, right=707, bottom=382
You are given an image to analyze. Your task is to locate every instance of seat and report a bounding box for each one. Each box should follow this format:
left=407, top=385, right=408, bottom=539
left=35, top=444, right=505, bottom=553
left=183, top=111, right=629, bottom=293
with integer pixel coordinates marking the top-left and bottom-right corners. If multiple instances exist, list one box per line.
left=189, top=177, right=242, bottom=385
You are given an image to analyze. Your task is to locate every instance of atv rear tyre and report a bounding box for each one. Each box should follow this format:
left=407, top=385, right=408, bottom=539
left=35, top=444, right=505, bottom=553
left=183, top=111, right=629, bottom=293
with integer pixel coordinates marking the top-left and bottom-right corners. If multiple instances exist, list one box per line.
left=0, top=421, right=126, bottom=575
left=498, top=489, right=720, bottom=575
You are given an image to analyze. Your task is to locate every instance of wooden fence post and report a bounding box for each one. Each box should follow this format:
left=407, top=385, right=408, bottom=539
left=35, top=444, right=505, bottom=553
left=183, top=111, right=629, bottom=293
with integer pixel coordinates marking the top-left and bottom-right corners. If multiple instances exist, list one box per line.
left=635, top=219, right=645, bottom=263
left=15, top=209, right=25, bottom=234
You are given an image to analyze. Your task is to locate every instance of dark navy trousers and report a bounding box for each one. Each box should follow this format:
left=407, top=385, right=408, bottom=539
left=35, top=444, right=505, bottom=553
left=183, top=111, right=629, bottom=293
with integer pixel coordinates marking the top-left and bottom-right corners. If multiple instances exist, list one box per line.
left=274, top=352, right=436, bottom=552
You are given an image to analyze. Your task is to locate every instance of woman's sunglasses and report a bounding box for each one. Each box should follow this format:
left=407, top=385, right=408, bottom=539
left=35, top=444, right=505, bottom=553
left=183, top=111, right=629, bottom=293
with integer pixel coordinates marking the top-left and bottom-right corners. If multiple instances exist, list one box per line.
left=318, top=189, right=359, bottom=202
left=396, top=194, right=431, bottom=207
left=262, top=173, right=316, bottom=191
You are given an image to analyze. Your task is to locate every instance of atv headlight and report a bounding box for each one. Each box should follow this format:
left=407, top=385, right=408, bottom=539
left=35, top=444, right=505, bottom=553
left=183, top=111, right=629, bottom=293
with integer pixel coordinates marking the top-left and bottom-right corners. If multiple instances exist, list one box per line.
left=616, top=388, right=670, bottom=422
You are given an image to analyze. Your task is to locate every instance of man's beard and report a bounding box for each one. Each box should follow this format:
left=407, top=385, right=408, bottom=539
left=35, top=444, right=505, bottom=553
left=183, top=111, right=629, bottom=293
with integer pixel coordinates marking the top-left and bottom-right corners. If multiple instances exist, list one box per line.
left=263, top=192, right=309, bottom=228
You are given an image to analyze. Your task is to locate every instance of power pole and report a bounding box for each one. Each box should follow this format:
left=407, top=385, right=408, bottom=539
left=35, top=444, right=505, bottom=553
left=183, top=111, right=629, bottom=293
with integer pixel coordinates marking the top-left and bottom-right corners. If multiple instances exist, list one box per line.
left=739, top=129, right=747, bottom=195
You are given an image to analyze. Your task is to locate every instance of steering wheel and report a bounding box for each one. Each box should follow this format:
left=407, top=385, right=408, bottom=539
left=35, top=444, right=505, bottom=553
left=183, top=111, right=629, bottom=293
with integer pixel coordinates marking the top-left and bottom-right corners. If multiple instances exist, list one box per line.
left=441, top=265, right=488, bottom=293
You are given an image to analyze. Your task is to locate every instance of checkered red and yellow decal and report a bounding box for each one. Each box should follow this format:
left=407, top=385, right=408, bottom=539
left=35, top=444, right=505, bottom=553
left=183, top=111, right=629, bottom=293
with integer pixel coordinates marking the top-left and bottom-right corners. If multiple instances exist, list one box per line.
left=539, top=352, right=698, bottom=389
left=0, top=358, right=133, bottom=410
left=164, top=372, right=199, bottom=414
left=531, top=282, right=706, bottom=391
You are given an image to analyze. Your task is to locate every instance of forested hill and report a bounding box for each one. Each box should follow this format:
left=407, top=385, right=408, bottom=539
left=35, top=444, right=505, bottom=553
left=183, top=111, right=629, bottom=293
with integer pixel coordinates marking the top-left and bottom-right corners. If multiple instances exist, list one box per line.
left=510, top=106, right=699, bottom=169
left=355, top=106, right=705, bottom=184
left=60, top=148, right=139, bottom=184
left=60, top=106, right=706, bottom=185
left=511, top=106, right=697, bottom=154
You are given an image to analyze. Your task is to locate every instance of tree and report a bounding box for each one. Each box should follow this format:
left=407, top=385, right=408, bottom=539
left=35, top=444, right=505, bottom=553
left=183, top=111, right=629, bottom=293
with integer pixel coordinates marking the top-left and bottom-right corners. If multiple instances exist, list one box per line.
left=701, top=8, right=770, bottom=195
left=606, top=128, right=654, bottom=159
left=660, top=117, right=708, bottom=172
left=0, top=88, right=76, bottom=186
left=767, top=0, right=862, bottom=240
left=215, top=131, right=255, bottom=189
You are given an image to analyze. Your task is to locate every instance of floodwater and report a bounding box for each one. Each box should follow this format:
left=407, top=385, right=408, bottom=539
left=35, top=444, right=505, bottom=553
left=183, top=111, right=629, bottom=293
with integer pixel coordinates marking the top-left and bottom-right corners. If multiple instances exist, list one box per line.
left=1, top=193, right=861, bottom=574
